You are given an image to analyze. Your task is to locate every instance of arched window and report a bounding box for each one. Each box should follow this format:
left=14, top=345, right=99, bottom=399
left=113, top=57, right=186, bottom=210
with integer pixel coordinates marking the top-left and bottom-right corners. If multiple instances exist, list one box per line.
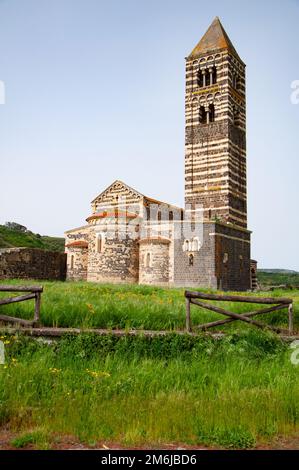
left=209, top=104, right=215, bottom=123
left=232, top=73, right=238, bottom=89
left=199, top=106, right=207, bottom=124
left=70, top=255, right=74, bottom=270
left=189, top=254, right=194, bottom=266
left=192, top=237, right=200, bottom=251
left=96, top=233, right=105, bottom=253
left=183, top=239, right=190, bottom=252
left=212, top=66, right=217, bottom=84
left=169, top=211, right=173, bottom=221
left=205, top=69, right=211, bottom=87
left=197, top=70, right=203, bottom=88
left=146, top=252, right=151, bottom=268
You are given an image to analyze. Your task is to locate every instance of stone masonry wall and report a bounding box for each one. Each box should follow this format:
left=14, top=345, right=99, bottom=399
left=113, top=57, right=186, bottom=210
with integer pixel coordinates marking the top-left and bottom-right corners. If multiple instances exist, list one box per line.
left=139, top=239, right=170, bottom=286
left=185, top=48, right=247, bottom=229
left=172, top=223, right=218, bottom=288
left=87, top=226, right=139, bottom=284
left=65, top=225, right=90, bottom=281
left=213, top=223, right=251, bottom=291
left=66, top=247, right=88, bottom=281
left=0, top=248, right=67, bottom=281
left=172, top=222, right=250, bottom=290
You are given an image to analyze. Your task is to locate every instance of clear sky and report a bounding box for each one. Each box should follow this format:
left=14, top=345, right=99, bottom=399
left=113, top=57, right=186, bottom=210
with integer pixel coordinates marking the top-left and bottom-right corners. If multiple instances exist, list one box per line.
left=0, top=0, right=298, bottom=270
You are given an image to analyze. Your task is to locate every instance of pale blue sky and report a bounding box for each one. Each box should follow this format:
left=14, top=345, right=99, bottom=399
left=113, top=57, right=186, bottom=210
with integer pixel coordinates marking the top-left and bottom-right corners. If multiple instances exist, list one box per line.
left=0, top=0, right=298, bottom=270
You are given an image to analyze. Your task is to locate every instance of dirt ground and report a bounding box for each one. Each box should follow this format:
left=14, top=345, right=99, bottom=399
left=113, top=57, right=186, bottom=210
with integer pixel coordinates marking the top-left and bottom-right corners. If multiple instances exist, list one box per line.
left=0, top=429, right=298, bottom=450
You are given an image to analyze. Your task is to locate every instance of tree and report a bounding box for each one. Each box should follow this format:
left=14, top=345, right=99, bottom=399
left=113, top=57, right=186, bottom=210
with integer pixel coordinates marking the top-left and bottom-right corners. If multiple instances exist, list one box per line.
left=5, top=222, right=28, bottom=232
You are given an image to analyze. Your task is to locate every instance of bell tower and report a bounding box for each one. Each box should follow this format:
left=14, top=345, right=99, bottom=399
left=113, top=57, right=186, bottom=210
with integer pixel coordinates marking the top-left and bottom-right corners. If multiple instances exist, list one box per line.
left=185, top=17, right=247, bottom=229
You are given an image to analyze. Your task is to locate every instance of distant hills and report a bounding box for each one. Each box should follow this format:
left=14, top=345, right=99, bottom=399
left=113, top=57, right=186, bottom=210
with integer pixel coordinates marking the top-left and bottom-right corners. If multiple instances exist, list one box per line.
left=0, top=222, right=65, bottom=252
left=258, top=269, right=299, bottom=274
left=257, top=269, right=299, bottom=287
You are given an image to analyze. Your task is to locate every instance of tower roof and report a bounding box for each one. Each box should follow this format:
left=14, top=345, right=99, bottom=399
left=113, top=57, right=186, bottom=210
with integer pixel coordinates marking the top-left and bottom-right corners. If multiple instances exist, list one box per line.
left=188, top=17, right=242, bottom=62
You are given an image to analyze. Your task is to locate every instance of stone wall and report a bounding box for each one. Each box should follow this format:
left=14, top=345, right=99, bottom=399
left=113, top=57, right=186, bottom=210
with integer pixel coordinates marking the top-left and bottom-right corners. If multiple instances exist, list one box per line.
left=65, top=225, right=90, bottom=281
left=213, top=223, right=251, bottom=291
left=0, top=248, right=67, bottom=281
left=139, top=238, right=170, bottom=286
left=172, top=222, right=251, bottom=291
left=172, top=223, right=218, bottom=288
left=87, top=225, right=139, bottom=284
left=250, top=259, right=258, bottom=290
left=66, top=247, right=88, bottom=281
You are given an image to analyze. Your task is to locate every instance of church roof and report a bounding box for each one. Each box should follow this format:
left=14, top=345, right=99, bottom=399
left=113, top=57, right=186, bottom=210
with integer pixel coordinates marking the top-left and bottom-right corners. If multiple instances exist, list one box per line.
left=65, top=240, right=88, bottom=248
left=86, top=210, right=139, bottom=222
left=91, top=180, right=144, bottom=204
left=91, top=179, right=183, bottom=211
left=188, top=17, right=242, bottom=62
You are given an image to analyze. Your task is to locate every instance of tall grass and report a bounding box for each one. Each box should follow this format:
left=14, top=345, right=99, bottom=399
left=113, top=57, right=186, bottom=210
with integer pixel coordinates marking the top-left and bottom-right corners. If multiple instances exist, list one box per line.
left=0, top=280, right=297, bottom=332
left=0, top=330, right=298, bottom=449
left=0, top=281, right=298, bottom=448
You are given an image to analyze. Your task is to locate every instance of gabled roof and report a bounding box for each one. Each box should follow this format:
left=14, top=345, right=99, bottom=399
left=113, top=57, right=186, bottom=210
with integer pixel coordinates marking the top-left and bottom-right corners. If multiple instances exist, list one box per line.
left=188, top=17, right=242, bottom=62
left=91, top=179, right=183, bottom=211
left=91, top=180, right=144, bottom=204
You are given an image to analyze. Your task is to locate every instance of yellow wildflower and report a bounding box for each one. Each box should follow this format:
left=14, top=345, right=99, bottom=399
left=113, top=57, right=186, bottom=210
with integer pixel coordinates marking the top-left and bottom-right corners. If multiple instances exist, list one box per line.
left=49, top=367, right=61, bottom=374
left=86, top=369, right=110, bottom=379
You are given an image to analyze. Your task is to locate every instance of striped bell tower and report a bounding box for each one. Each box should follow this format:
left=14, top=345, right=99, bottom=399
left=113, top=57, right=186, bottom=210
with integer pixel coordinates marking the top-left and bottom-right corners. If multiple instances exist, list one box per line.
left=185, top=17, right=247, bottom=229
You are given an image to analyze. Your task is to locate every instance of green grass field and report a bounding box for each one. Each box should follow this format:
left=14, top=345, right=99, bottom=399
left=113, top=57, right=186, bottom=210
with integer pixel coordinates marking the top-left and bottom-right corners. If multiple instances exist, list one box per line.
left=0, top=280, right=299, bottom=449
left=0, top=280, right=298, bottom=332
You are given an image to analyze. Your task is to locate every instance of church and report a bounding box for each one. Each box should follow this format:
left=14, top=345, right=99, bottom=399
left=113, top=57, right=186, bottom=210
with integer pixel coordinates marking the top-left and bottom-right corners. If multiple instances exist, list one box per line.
left=65, top=17, right=256, bottom=291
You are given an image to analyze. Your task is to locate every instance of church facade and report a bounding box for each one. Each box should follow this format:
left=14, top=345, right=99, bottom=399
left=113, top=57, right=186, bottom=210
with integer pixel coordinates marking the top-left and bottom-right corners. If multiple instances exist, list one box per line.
left=65, top=17, right=254, bottom=291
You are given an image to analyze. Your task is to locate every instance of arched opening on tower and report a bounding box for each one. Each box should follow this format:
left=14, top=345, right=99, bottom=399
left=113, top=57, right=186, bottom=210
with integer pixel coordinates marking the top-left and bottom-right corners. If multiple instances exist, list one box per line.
left=208, top=104, right=215, bottom=122
left=205, top=71, right=211, bottom=87
left=212, top=66, right=217, bottom=84
left=197, top=70, right=203, bottom=88
left=199, top=106, right=207, bottom=124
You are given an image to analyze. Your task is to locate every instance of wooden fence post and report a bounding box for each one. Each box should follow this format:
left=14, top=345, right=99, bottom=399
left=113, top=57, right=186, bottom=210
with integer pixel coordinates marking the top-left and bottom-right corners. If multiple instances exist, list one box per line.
left=34, top=292, right=41, bottom=326
left=288, top=302, right=294, bottom=335
left=186, top=297, right=191, bottom=332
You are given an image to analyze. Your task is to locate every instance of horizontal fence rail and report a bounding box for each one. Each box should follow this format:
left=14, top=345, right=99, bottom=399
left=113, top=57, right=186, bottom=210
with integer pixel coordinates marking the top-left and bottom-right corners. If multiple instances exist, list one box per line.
left=185, top=290, right=294, bottom=335
left=0, top=285, right=43, bottom=327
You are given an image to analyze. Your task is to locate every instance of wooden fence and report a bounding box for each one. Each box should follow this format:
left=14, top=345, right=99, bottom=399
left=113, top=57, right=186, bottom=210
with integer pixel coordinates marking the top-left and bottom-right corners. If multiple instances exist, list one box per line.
left=185, top=290, right=294, bottom=335
left=0, top=285, right=43, bottom=327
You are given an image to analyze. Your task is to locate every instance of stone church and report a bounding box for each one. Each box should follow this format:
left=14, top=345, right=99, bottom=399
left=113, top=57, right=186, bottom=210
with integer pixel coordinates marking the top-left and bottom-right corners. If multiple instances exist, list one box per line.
left=65, top=17, right=256, bottom=291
